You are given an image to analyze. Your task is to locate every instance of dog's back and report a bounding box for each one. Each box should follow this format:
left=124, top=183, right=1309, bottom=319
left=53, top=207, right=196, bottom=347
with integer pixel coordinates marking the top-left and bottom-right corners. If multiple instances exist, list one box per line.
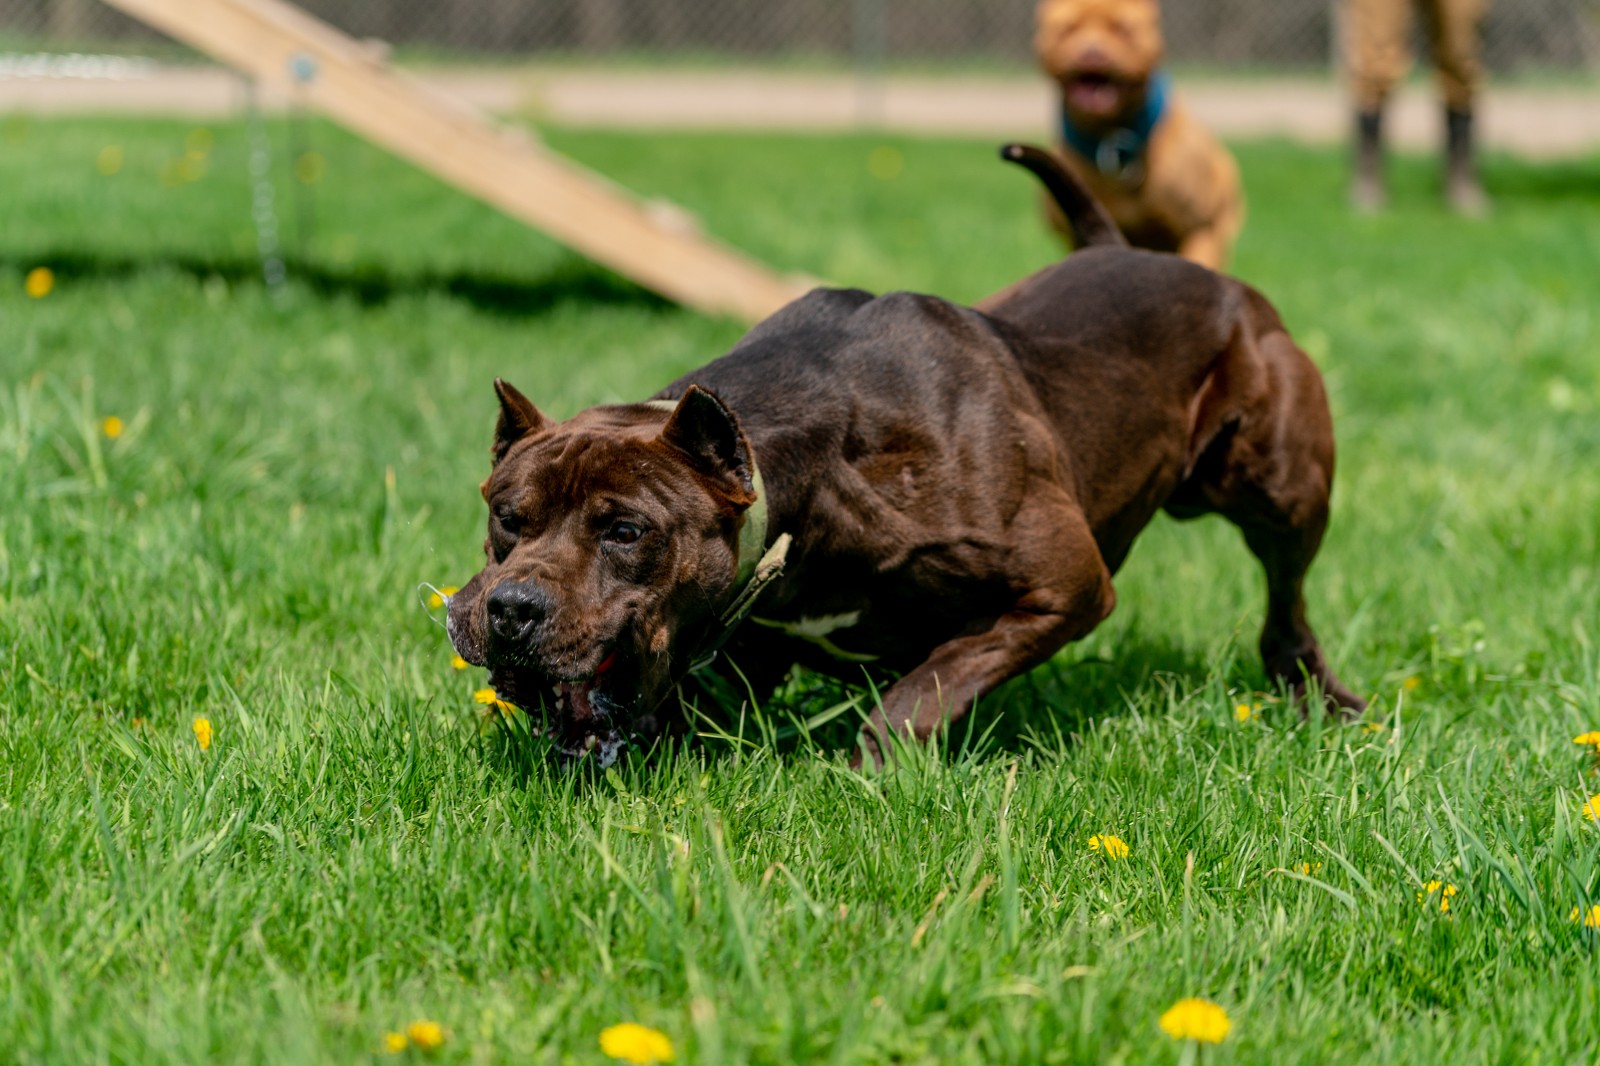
left=669, top=147, right=1246, bottom=560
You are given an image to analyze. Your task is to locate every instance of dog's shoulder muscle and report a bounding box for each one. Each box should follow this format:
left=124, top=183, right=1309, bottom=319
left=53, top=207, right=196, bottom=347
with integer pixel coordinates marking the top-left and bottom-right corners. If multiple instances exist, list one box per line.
left=660, top=288, right=1045, bottom=566
left=660, top=287, right=1019, bottom=422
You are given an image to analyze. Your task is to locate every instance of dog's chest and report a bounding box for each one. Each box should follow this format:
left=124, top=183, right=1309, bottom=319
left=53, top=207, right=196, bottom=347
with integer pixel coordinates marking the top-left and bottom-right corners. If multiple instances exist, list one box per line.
left=1050, top=152, right=1183, bottom=253
left=1092, top=179, right=1185, bottom=253
left=744, top=535, right=1022, bottom=671
left=751, top=610, right=878, bottom=664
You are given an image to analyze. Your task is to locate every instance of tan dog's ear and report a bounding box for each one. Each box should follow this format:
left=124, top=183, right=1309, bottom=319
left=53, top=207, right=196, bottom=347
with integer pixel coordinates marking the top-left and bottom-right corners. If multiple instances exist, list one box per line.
left=659, top=385, right=757, bottom=507
left=1128, top=0, right=1165, bottom=67
left=491, top=378, right=551, bottom=464
left=1034, top=0, right=1068, bottom=62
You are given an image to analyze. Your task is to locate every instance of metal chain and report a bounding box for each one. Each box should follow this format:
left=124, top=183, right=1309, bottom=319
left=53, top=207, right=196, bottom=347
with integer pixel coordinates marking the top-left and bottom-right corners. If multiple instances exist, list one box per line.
left=244, top=77, right=286, bottom=292
left=286, top=51, right=319, bottom=255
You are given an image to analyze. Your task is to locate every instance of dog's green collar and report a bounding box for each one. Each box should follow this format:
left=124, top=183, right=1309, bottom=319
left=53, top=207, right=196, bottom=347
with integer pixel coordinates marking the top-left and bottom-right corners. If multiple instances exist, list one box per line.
left=645, top=399, right=791, bottom=669
left=735, top=465, right=770, bottom=589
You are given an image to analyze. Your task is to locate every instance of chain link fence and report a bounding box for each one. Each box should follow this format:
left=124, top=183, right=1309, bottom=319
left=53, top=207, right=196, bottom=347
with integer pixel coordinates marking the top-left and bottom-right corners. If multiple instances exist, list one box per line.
left=1, top=0, right=1596, bottom=71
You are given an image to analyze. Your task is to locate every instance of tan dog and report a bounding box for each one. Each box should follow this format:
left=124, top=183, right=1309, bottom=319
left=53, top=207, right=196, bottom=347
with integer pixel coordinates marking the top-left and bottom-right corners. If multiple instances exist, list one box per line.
left=1035, top=0, right=1244, bottom=269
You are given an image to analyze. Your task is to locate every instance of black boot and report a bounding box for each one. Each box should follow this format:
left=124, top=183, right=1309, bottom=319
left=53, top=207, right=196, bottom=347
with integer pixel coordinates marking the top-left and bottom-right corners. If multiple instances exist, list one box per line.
left=1351, top=109, right=1386, bottom=213
left=1446, top=106, right=1489, bottom=216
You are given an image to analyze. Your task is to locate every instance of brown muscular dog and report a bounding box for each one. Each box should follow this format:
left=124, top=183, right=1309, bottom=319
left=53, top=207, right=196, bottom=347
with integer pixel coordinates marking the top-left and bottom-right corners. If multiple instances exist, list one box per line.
left=1036, top=0, right=1244, bottom=269
left=446, top=144, right=1363, bottom=767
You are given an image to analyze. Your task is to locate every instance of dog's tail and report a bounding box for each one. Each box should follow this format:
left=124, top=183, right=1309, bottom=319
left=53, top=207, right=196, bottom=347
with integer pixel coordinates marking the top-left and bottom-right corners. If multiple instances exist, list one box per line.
left=999, top=142, right=1126, bottom=250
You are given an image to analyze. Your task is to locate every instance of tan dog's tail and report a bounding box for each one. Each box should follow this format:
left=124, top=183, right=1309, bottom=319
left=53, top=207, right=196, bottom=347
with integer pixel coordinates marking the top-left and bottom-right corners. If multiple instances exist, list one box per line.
left=999, top=143, right=1126, bottom=250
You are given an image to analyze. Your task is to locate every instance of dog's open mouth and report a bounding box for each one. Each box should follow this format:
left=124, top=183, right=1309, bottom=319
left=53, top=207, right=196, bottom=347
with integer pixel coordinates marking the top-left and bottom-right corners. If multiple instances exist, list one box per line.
left=488, top=650, right=636, bottom=767
left=554, top=649, right=617, bottom=720
left=1063, top=70, right=1132, bottom=118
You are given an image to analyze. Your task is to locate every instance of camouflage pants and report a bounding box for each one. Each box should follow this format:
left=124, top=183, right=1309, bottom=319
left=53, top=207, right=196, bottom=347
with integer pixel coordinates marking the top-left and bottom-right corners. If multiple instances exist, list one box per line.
left=1345, top=0, right=1487, bottom=111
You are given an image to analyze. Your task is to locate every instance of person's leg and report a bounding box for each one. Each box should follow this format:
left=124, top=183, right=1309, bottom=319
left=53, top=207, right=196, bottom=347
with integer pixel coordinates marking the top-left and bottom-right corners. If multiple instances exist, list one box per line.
left=1345, top=0, right=1414, bottom=210
left=1422, top=0, right=1490, bottom=214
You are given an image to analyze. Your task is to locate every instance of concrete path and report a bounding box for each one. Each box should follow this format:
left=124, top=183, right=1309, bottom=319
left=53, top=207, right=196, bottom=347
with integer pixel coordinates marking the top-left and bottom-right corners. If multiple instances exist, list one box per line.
left=2, top=60, right=1597, bottom=157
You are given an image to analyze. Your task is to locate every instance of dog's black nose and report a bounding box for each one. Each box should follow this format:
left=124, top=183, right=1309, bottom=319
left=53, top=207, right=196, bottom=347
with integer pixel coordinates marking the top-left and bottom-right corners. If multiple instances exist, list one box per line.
left=486, top=580, right=549, bottom=644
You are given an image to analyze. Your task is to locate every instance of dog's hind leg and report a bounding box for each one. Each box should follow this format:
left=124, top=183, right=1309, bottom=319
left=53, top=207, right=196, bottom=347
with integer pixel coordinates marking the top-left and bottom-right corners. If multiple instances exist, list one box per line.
left=1167, top=319, right=1366, bottom=717
left=1235, top=500, right=1365, bottom=716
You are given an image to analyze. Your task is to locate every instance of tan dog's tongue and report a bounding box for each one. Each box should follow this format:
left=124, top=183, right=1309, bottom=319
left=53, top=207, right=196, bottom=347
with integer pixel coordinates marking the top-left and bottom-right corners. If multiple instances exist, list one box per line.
left=1068, top=80, right=1121, bottom=117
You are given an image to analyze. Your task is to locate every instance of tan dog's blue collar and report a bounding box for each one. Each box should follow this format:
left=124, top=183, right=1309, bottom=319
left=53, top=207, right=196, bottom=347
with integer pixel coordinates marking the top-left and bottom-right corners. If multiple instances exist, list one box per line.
left=1061, top=69, right=1170, bottom=180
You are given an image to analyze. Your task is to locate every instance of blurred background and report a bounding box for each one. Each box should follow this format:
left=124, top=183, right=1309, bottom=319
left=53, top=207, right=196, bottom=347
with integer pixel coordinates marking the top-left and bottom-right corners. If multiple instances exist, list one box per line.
left=2, top=0, right=1597, bottom=160
left=3, top=0, right=1596, bottom=69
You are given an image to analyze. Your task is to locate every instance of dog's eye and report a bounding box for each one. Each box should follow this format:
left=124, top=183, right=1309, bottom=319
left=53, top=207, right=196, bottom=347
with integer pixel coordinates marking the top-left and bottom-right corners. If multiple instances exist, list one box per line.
left=493, top=507, right=522, bottom=534
left=489, top=507, right=522, bottom=562
left=603, top=520, right=644, bottom=546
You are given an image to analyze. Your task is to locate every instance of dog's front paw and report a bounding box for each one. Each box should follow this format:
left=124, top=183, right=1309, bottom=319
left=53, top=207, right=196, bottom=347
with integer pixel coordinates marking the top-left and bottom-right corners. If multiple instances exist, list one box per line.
left=1296, top=679, right=1367, bottom=720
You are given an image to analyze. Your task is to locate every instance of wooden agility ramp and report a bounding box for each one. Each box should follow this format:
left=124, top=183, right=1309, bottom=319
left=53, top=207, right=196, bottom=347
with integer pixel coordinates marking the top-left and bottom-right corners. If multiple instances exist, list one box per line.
left=100, top=0, right=815, bottom=322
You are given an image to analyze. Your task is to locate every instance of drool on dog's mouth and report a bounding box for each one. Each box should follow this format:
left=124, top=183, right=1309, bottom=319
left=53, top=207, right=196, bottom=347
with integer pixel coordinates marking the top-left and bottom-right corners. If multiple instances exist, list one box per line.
left=487, top=649, right=636, bottom=766
left=553, top=649, right=617, bottom=720
left=1063, top=70, right=1135, bottom=117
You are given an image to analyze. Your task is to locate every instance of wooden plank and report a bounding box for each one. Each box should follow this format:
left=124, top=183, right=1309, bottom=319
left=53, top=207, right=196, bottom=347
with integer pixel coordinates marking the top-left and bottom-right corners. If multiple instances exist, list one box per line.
left=99, top=0, right=816, bottom=322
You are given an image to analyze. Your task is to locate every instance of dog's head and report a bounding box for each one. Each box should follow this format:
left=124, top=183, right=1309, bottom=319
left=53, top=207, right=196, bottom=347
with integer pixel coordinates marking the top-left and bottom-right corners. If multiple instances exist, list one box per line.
left=1035, top=0, right=1164, bottom=126
left=447, top=379, right=757, bottom=759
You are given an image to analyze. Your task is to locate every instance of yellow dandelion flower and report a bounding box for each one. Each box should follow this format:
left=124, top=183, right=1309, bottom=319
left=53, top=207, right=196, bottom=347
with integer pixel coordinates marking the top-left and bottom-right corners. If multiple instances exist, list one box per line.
left=294, top=150, right=326, bottom=184
left=599, top=1023, right=675, bottom=1064
left=1402, top=676, right=1421, bottom=692
left=474, top=687, right=516, bottom=714
left=1573, top=731, right=1600, bottom=750
left=867, top=146, right=904, bottom=181
left=1583, top=794, right=1600, bottom=823
left=1362, top=721, right=1387, bottom=734
left=1158, top=997, right=1231, bottom=1044
left=97, top=144, right=124, bottom=175
left=451, top=654, right=469, bottom=671
left=1088, top=834, right=1129, bottom=860
left=473, top=688, right=518, bottom=723
left=404, top=1020, right=445, bottom=1051
left=25, top=267, right=54, bottom=298
left=192, top=717, right=212, bottom=751
left=1295, top=862, right=1323, bottom=876
left=101, top=415, right=125, bottom=439
left=1234, top=702, right=1259, bottom=722
left=1417, top=880, right=1458, bottom=912
left=427, top=585, right=459, bottom=609
left=1571, top=905, right=1600, bottom=929
left=381, top=1031, right=408, bottom=1053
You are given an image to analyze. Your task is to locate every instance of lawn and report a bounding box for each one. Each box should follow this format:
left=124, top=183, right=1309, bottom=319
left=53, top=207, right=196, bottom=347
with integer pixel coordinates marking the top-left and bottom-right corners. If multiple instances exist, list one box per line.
left=2, top=114, right=1599, bottom=1064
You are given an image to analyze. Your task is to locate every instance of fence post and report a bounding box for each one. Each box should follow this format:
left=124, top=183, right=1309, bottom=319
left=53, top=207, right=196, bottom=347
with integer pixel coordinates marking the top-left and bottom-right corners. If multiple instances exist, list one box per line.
left=1328, top=0, right=1343, bottom=75
left=575, top=0, right=622, bottom=53
left=853, top=0, right=887, bottom=127
left=48, top=0, right=95, bottom=42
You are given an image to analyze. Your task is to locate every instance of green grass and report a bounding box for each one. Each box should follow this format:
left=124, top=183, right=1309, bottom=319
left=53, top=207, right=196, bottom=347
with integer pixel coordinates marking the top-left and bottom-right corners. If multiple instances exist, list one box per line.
left=3, top=116, right=1599, bottom=1064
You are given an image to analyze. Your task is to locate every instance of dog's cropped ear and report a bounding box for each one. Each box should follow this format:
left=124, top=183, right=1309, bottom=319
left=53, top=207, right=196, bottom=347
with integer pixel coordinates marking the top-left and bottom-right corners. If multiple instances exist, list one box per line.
left=491, top=378, right=551, bottom=464
left=660, top=385, right=757, bottom=506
